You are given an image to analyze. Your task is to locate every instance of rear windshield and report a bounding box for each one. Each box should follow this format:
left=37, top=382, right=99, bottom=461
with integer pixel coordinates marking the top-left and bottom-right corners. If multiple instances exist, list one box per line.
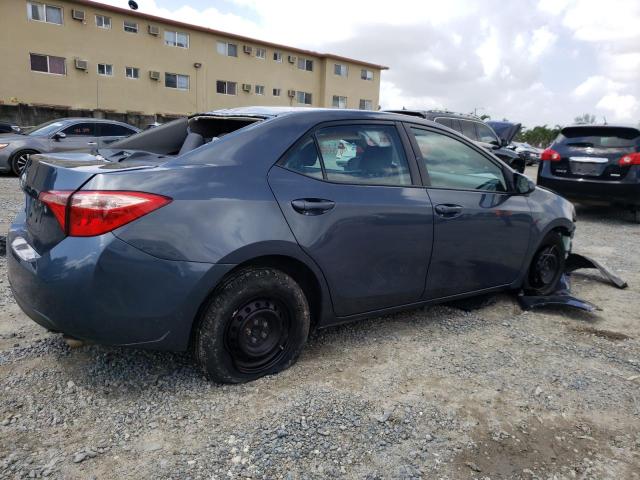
left=556, top=127, right=640, bottom=148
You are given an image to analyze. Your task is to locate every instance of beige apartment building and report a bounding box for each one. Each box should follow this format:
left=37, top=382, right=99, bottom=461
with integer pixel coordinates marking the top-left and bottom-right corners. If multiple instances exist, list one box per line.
left=0, top=0, right=386, bottom=118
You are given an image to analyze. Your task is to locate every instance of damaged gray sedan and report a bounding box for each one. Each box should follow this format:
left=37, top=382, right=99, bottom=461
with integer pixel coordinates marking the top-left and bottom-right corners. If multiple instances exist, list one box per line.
left=9, top=107, right=577, bottom=383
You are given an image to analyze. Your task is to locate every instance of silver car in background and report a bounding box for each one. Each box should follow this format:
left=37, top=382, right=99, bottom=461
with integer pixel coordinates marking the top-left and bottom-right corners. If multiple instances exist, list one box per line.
left=0, top=118, right=139, bottom=175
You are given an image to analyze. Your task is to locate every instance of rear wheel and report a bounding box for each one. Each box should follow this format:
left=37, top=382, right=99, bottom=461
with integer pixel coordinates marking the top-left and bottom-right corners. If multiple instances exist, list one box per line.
left=195, top=267, right=310, bottom=383
left=524, top=231, right=566, bottom=296
left=10, top=149, right=37, bottom=176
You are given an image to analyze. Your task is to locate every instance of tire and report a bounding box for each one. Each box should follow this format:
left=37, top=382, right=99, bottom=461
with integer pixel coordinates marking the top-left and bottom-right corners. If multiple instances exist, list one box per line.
left=632, top=209, right=640, bottom=224
left=10, top=149, right=37, bottom=176
left=524, top=231, right=566, bottom=296
left=195, top=267, right=310, bottom=383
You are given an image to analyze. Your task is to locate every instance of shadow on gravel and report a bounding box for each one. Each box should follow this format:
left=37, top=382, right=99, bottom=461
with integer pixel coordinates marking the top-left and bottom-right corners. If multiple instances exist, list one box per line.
left=574, top=204, right=638, bottom=224
left=57, top=344, right=207, bottom=396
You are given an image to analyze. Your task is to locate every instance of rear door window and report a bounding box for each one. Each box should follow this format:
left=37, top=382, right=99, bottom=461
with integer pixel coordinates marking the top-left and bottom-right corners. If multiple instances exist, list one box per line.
left=315, top=125, right=412, bottom=186
left=556, top=127, right=640, bottom=148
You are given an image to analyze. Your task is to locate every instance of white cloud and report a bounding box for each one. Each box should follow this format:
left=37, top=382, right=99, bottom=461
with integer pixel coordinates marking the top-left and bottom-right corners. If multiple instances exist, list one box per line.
left=572, top=76, right=623, bottom=97
left=475, top=27, right=501, bottom=78
left=528, top=27, right=557, bottom=59
left=596, top=93, right=639, bottom=121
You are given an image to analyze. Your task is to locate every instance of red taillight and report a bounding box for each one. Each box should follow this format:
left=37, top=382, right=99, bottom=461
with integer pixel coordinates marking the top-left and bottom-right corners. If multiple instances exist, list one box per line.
left=618, top=152, right=640, bottom=167
left=540, top=149, right=561, bottom=162
left=39, top=190, right=171, bottom=236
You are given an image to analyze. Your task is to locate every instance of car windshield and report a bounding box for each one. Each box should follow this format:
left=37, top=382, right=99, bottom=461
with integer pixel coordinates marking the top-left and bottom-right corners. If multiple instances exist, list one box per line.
left=557, top=127, right=640, bottom=148
left=24, top=120, right=66, bottom=136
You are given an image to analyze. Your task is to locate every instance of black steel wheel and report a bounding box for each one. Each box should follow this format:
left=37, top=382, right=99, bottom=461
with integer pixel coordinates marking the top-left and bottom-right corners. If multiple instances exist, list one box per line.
left=10, top=149, right=37, bottom=176
left=195, top=267, right=310, bottom=383
left=524, top=232, right=566, bottom=296
left=225, top=298, right=291, bottom=375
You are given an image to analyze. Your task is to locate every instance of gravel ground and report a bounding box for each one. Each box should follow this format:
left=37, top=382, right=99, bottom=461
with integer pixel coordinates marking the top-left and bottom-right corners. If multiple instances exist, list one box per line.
left=1, top=167, right=639, bottom=479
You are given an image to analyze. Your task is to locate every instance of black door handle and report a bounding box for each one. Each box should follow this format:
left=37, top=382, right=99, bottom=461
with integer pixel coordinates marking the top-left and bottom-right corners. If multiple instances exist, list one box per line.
left=291, top=198, right=335, bottom=215
left=434, top=204, right=463, bottom=217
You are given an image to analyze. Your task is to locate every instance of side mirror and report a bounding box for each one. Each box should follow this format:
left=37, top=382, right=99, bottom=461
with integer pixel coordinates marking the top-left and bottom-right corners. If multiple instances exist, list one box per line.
left=52, top=132, right=66, bottom=141
left=514, top=172, right=536, bottom=195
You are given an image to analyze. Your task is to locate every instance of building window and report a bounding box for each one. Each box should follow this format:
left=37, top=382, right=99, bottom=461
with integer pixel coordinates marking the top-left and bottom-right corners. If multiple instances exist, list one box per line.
left=334, top=64, right=348, bottom=77
left=296, top=91, right=312, bottom=105
left=272, top=88, right=281, bottom=97
left=97, top=63, right=113, bottom=76
left=297, top=57, right=313, bottom=71
left=125, top=66, right=139, bottom=79
left=359, top=99, right=373, bottom=110
left=30, top=53, right=65, bottom=74
left=297, top=58, right=313, bottom=71
left=95, top=15, right=111, bottom=29
left=165, top=73, right=189, bottom=90
left=254, top=85, right=265, bottom=95
left=216, top=41, right=237, bottom=57
left=216, top=80, right=237, bottom=95
left=165, top=31, right=189, bottom=48
left=332, top=96, right=347, bottom=109
left=361, top=69, right=374, bottom=80
left=123, top=20, right=138, bottom=33
left=27, top=2, right=63, bottom=25
left=255, top=47, right=266, bottom=59
left=273, top=52, right=282, bottom=63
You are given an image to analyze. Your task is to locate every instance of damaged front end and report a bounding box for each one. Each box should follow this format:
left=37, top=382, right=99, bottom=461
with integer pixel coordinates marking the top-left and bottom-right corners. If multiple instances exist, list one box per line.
left=518, top=253, right=628, bottom=312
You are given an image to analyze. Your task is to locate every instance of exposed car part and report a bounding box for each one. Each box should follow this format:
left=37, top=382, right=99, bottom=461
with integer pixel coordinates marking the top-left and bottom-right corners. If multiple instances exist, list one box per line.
left=519, top=253, right=627, bottom=311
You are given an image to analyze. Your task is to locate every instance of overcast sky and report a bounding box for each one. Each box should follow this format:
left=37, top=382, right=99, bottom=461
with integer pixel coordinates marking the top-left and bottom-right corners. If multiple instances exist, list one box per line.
left=101, top=0, right=639, bottom=127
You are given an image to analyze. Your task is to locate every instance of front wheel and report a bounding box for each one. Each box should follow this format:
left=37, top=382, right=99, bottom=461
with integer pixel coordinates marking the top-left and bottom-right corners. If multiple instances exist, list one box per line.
left=524, top=231, right=566, bottom=296
left=195, top=267, right=310, bottom=383
left=10, top=149, right=37, bottom=176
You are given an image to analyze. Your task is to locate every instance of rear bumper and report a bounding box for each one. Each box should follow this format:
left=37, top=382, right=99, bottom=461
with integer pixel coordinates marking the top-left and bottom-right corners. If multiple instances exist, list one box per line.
left=7, top=215, right=235, bottom=351
left=537, top=163, right=640, bottom=207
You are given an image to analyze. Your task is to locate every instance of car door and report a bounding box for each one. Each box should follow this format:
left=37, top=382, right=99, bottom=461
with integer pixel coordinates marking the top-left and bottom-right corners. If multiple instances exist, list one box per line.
left=405, top=124, right=533, bottom=299
left=51, top=122, right=98, bottom=152
left=97, top=122, right=138, bottom=148
left=268, top=122, right=434, bottom=317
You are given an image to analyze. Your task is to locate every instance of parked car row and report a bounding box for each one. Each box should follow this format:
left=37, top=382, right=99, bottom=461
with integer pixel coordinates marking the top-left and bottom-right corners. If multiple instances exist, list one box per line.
left=8, top=107, right=576, bottom=383
left=0, top=118, right=140, bottom=175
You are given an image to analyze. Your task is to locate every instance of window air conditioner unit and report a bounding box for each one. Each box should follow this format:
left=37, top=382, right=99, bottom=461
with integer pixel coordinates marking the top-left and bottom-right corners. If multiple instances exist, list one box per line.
left=242, top=83, right=252, bottom=92
left=74, top=58, right=88, bottom=70
left=148, top=25, right=159, bottom=35
left=287, top=89, right=296, bottom=98
left=149, top=70, right=160, bottom=80
left=287, top=55, right=296, bottom=64
left=71, top=9, right=85, bottom=21
left=243, top=45, right=252, bottom=54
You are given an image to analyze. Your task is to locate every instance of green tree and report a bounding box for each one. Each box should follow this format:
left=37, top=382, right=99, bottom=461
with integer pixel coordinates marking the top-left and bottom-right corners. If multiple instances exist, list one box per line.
left=515, top=124, right=561, bottom=148
left=574, top=113, right=596, bottom=124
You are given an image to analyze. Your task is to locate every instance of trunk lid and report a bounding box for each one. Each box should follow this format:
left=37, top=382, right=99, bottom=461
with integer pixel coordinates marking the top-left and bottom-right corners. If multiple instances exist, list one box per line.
left=551, top=126, right=640, bottom=180
left=21, top=152, right=159, bottom=253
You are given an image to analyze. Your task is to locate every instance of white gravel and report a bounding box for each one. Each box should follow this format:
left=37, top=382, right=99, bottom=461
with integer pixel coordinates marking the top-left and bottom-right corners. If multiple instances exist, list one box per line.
left=1, top=168, right=639, bottom=479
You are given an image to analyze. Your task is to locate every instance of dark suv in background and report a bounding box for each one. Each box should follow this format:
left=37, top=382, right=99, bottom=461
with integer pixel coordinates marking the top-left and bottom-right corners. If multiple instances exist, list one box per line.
left=385, top=110, right=524, bottom=172
left=538, top=124, right=640, bottom=223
